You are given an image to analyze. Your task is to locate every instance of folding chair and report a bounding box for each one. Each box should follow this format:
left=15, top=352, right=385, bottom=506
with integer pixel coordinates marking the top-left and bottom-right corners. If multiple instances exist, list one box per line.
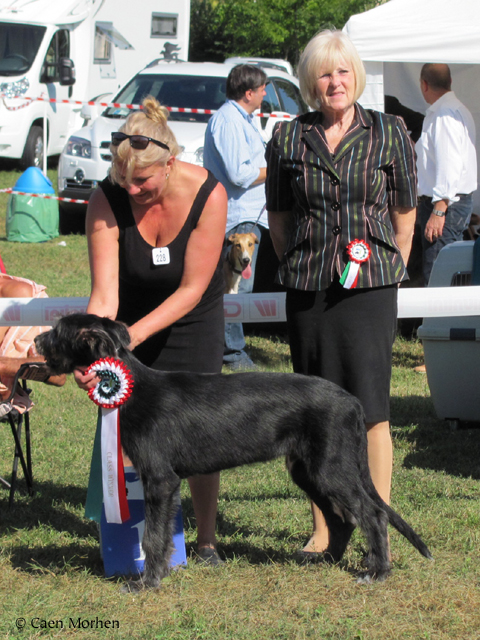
left=0, top=362, right=51, bottom=507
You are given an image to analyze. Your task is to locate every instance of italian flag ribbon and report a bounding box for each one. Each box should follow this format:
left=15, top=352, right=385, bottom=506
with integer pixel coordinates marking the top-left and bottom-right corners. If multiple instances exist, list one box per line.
left=339, top=239, right=371, bottom=289
left=86, top=357, right=134, bottom=524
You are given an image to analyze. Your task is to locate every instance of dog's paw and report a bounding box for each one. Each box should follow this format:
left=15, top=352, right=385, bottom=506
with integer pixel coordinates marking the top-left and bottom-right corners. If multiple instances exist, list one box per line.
left=356, top=569, right=390, bottom=584
left=120, top=577, right=160, bottom=594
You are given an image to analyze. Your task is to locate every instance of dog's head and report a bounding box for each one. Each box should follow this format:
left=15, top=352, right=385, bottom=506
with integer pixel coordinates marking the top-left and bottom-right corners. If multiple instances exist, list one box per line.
left=226, top=232, right=259, bottom=270
left=34, top=313, right=131, bottom=374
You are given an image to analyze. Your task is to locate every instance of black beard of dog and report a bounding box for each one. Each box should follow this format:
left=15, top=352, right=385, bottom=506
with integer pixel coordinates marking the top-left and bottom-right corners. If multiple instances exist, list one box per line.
left=35, top=313, right=432, bottom=590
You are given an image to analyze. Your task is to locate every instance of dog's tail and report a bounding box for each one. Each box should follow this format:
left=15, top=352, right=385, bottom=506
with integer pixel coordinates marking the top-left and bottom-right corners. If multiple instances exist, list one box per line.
left=356, top=410, right=433, bottom=561
left=378, top=498, right=433, bottom=560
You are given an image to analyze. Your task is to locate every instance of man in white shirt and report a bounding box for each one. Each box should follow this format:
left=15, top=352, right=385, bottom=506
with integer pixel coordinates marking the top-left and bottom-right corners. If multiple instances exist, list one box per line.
left=416, top=63, right=477, bottom=285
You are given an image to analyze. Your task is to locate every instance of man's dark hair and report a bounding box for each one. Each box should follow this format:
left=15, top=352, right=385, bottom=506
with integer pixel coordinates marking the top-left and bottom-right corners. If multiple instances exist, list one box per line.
left=420, top=63, right=452, bottom=92
left=226, top=64, right=268, bottom=101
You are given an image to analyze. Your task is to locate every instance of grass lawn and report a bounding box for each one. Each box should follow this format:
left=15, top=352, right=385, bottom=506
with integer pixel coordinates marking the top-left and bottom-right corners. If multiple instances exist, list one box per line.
left=1, top=165, right=480, bottom=639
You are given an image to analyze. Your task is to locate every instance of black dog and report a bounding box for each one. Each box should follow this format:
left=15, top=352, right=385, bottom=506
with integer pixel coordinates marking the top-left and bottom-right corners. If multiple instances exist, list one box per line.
left=35, top=313, right=432, bottom=589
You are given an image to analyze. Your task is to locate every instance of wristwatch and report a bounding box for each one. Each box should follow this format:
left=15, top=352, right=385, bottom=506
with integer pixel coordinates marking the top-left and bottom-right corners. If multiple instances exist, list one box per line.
left=432, top=209, right=446, bottom=217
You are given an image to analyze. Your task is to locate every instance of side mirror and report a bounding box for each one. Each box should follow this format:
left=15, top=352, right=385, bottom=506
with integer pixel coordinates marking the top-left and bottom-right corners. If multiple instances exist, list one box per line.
left=59, top=57, right=76, bottom=86
left=80, top=93, right=113, bottom=124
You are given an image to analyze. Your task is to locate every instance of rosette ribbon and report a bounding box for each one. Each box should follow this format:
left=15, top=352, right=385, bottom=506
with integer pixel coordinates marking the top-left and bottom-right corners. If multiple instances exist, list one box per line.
left=86, top=357, right=134, bottom=524
left=339, top=239, right=371, bottom=289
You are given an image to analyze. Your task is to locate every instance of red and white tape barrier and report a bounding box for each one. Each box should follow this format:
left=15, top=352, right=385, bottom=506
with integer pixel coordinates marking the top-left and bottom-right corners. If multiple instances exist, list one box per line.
left=1, top=94, right=294, bottom=119
left=0, top=187, right=88, bottom=204
left=0, top=289, right=479, bottom=327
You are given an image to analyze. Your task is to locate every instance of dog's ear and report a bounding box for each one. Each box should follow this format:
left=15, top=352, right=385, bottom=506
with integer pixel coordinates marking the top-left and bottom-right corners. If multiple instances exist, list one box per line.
left=74, top=327, right=119, bottom=360
left=251, top=233, right=259, bottom=244
left=100, top=317, right=131, bottom=351
left=73, top=318, right=131, bottom=361
left=227, top=233, right=237, bottom=245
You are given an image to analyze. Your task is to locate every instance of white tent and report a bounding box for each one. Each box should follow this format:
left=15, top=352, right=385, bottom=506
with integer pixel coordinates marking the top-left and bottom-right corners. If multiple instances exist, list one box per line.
left=344, top=0, right=480, bottom=210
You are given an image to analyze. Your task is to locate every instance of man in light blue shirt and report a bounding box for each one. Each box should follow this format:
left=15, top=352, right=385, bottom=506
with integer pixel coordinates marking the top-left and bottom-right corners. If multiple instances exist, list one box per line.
left=204, top=64, right=277, bottom=370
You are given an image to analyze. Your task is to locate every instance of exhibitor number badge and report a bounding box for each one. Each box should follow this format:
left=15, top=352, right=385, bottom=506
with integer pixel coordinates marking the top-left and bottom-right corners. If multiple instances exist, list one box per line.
left=152, top=247, right=170, bottom=266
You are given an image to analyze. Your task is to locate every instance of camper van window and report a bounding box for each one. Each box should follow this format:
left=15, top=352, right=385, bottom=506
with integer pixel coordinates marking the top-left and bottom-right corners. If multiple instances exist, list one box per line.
left=41, top=30, right=70, bottom=83
left=0, top=23, right=46, bottom=76
left=151, top=13, right=177, bottom=38
left=104, top=74, right=227, bottom=123
left=94, top=24, right=112, bottom=64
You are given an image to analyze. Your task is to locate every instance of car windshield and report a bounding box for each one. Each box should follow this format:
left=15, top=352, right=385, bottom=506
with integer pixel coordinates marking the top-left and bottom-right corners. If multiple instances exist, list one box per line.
left=0, top=22, right=46, bottom=76
left=103, top=73, right=228, bottom=123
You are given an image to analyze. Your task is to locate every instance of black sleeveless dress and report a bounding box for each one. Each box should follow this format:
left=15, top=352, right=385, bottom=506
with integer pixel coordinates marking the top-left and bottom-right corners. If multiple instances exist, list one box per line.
left=99, top=171, right=225, bottom=374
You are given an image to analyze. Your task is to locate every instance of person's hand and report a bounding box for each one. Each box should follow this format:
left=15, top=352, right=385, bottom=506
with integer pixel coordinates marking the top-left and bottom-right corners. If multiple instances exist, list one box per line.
left=73, top=367, right=99, bottom=391
left=27, top=344, right=38, bottom=357
left=425, top=213, right=445, bottom=243
left=127, top=326, right=141, bottom=351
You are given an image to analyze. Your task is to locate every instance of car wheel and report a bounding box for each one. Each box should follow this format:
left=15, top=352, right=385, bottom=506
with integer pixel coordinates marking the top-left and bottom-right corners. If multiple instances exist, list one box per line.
left=20, top=126, right=44, bottom=170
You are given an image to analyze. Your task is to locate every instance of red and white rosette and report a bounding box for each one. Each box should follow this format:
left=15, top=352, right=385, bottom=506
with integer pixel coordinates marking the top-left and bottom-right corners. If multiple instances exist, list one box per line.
left=339, top=239, right=371, bottom=289
left=86, top=357, right=134, bottom=524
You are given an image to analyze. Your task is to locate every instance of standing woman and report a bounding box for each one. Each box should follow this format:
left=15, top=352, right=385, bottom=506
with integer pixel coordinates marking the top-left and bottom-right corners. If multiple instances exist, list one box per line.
left=75, top=96, right=227, bottom=565
left=266, top=31, right=417, bottom=557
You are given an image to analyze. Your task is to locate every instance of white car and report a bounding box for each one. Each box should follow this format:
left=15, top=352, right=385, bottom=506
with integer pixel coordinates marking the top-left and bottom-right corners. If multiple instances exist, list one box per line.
left=57, top=60, right=308, bottom=232
left=224, top=57, right=294, bottom=76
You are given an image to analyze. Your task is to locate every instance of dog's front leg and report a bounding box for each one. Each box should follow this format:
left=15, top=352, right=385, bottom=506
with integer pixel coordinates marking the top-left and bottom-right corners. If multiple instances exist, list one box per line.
left=135, top=472, right=181, bottom=590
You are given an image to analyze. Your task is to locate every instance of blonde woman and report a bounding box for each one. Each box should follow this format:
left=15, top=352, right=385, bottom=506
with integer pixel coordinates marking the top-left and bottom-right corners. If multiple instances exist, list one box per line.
left=75, top=96, right=228, bottom=565
left=266, top=31, right=417, bottom=560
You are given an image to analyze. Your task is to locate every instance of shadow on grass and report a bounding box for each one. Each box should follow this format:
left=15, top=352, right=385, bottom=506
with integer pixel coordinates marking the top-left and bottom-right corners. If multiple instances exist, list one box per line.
left=392, top=395, right=480, bottom=479
left=0, top=480, right=103, bottom=574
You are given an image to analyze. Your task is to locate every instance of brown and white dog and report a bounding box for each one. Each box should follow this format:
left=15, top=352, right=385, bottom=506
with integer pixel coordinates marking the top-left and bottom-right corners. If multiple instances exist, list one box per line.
left=224, top=232, right=259, bottom=294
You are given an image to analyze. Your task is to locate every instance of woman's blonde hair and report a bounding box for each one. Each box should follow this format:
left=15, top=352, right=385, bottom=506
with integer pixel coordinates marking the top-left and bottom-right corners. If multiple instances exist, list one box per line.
left=109, top=95, right=181, bottom=184
left=297, top=30, right=366, bottom=111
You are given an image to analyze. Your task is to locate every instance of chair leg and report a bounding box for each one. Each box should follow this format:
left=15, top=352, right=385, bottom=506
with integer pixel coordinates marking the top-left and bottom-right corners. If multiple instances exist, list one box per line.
left=7, top=412, right=33, bottom=507
left=22, top=380, right=33, bottom=496
left=24, top=411, right=33, bottom=496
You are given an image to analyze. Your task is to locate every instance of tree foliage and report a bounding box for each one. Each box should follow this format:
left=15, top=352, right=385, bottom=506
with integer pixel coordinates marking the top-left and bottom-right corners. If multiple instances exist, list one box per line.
left=189, top=0, right=382, bottom=67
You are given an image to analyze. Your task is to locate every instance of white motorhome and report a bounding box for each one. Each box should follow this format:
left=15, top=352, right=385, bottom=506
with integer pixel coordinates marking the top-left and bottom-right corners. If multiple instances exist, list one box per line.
left=0, top=0, right=190, bottom=168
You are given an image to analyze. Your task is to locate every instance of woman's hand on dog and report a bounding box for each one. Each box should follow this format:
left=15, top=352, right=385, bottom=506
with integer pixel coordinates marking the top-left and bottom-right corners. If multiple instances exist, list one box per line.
left=73, top=367, right=99, bottom=391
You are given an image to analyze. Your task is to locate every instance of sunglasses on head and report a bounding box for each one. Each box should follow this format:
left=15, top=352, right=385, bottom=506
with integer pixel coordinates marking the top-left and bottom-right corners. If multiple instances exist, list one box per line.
left=111, top=132, right=170, bottom=151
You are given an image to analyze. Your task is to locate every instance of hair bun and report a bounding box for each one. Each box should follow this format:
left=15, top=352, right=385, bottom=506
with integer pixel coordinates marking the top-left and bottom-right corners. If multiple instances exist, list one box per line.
left=142, top=95, right=169, bottom=125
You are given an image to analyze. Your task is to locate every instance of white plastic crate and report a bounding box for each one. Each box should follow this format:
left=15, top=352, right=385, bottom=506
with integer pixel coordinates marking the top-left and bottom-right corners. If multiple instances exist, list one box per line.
left=417, top=241, right=480, bottom=424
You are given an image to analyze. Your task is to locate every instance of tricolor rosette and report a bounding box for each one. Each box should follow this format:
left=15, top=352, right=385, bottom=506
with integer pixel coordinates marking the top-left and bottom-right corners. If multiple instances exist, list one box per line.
left=339, top=239, right=371, bottom=289
left=346, top=239, right=371, bottom=264
left=86, top=357, right=134, bottom=409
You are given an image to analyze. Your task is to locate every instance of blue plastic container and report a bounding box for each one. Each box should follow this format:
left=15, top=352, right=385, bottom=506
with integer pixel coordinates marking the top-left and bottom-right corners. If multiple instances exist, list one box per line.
left=13, top=166, right=55, bottom=194
left=6, top=167, right=58, bottom=242
left=99, top=467, right=187, bottom=578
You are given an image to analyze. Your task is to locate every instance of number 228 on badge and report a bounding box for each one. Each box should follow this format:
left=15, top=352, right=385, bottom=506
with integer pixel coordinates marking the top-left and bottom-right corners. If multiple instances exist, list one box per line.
left=152, top=247, right=170, bottom=265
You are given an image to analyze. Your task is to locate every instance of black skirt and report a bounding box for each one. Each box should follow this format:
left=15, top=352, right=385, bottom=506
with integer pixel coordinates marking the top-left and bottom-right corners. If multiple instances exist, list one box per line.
left=286, top=280, right=397, bottom=423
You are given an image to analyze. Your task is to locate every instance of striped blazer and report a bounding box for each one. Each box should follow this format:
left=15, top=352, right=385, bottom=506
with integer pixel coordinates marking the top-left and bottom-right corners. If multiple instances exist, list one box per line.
left=265, top=104, right=417, bottom=290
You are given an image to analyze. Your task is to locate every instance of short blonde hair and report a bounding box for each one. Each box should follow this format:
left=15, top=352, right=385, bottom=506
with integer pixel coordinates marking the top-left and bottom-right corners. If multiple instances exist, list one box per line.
left=297, top=30, right=366, bottom=111
left=109, top=95, right=181, bottom=184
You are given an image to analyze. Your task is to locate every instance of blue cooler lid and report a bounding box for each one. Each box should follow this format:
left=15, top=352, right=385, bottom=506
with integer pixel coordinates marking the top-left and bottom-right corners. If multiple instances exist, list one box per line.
left=13, top=167, right=55, bottom=194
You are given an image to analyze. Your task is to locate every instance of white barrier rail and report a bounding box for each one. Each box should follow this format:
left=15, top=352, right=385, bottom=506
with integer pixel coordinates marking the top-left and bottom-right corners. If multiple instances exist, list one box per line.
left=0, top=288, right=479, bottom=326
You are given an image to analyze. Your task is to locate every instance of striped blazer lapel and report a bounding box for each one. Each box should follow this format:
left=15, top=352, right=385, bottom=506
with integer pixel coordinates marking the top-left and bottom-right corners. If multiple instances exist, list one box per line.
left=332, top=106, right=373, bottom=164
left=302, top=118, right=340, bottom=180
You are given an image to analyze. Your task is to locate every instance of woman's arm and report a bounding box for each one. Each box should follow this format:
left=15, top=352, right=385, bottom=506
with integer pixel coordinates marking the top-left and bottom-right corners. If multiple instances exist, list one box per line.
left=85, top=187, right=121, bottom=319
left=390, top=205, right=416, bottom=266
left=268, top=210, right=293, bottom=261
left=128, top=181, right=228, bottom=349
left=74, top=187, right=120, bottom=390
